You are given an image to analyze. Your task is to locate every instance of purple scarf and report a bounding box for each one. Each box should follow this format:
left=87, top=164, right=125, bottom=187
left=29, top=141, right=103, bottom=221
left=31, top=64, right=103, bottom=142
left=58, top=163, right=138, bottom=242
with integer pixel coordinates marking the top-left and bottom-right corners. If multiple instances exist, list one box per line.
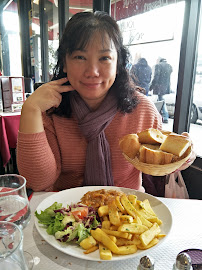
left=70, top=91, right=117, bottom=186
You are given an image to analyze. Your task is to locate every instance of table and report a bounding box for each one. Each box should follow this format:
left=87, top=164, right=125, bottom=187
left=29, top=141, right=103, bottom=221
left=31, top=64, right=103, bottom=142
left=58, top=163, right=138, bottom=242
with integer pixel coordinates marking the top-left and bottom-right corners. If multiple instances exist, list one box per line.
left=24, top=192, right=202, bottom=270
left=0, top=112, right=20, bottom=173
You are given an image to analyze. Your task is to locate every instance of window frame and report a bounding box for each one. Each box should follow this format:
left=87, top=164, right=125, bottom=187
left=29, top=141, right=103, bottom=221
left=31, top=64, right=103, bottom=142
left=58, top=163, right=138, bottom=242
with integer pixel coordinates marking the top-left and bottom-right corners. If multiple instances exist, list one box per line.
left=174, top=0, right=202, bottom=134
left=174, top=0, right=202, bottom=168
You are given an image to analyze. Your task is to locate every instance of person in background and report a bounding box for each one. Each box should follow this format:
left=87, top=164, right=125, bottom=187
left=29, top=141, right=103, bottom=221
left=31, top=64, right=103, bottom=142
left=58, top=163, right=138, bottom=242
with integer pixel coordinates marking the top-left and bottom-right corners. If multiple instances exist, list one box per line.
left=150, top=58, right=173, bottom=123
left=131, top=57, right=152, bottom=96
left=17, top=12, right=193, bottom=193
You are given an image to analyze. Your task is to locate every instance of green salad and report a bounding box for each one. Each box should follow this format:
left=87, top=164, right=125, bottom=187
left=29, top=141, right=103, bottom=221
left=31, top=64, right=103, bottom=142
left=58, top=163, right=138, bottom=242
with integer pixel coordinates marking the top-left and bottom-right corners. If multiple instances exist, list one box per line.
left=35, top=202, right=101, bottom=244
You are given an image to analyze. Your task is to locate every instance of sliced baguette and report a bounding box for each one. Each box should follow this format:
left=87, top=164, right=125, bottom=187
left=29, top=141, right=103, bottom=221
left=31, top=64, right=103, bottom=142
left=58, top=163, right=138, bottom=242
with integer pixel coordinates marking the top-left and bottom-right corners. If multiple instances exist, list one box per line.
left=137, top=128, right=166, bottom=144
left=139, top=144, right=160, bottom=163
left=160, top=134, right=190, bottom=157
left=139, top=145, right=174, bottom=164
left=119, top=134, right=141, bottom=159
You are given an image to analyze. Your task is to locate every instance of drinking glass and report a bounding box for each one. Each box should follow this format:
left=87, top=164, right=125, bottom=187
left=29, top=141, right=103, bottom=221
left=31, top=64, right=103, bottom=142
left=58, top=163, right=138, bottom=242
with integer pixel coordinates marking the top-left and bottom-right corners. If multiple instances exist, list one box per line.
left=0, top=175, right=34, bottom=268
left=0, top=221, right=29, bottom=270
left=0, top=174, right=31, bottom=229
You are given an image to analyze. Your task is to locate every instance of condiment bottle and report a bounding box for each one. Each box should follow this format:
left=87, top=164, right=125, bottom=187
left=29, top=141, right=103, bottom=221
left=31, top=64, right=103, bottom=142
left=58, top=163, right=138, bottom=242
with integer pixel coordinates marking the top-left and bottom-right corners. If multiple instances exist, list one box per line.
left=137, top=255, right=155, bottom=270
left=173, top=252, right=193, bottom=270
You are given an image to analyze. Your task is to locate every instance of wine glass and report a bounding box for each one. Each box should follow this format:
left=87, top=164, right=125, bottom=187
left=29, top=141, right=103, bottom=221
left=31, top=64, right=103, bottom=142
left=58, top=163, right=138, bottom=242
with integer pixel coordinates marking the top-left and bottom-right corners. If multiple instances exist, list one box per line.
left=0, top=174, right=34, bottom=269
left=0, top=221, right=32, bottom=270
left=0, top=174, right=31, bottom=228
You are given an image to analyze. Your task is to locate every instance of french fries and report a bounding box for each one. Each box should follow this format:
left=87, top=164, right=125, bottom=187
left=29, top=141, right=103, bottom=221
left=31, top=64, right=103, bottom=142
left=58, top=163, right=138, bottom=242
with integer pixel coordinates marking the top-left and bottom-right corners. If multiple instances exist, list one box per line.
left=79, top=192, right=165, bottom=260
left=101, top=228, right=129, bottom=239
left=120, top=195, right=138, bottom=221
left=116, top=237, right=141, bottom=246
left=98, top=205, right=108, bottom=217
left=90, top=228, right=120, bottom=254
left=83, top=245, right=99, bottom=254
left=118, top=223, right=148, bottom=234
left=120, top=215, right=133, bottom=223
left=101, top=220, right=111, bottom=229
left=99, top=243, right=112, bottom=260
left=80, top=235, right=97, bottom=250
left=139, top=222, right=161, bottom=246
left=108, top=200, right=121, bottom=226
left=116, top=244, right=137, bottom=255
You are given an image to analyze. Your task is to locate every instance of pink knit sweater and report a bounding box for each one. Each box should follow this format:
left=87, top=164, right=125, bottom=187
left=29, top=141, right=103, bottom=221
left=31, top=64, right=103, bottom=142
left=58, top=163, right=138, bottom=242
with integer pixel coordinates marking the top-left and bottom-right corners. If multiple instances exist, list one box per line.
left=17, top=92, right=162, bottom=191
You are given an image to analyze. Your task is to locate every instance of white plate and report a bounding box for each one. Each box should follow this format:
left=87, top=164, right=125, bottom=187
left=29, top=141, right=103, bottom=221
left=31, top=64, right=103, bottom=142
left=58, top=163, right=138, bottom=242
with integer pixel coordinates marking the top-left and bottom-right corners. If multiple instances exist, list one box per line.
left=35, top=186, right=172, bottom=261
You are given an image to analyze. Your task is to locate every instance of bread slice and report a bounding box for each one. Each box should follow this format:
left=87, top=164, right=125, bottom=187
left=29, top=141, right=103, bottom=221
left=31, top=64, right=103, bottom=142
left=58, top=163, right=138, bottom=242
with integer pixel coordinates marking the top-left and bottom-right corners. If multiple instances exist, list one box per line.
left=119, top=134, right=141, bottom=159
left=160, top=134, right=190, bottom=157
left=145, top=148, right=164, bottom=165
left=139, top=145, right=173, bottom=164
left=137, top=128, right=166, bottom=144
left=161, top=130, right=173, bottom=136
left=164, top=152, right=175, bottom=164
left=139, top=144, right=160, bottom=163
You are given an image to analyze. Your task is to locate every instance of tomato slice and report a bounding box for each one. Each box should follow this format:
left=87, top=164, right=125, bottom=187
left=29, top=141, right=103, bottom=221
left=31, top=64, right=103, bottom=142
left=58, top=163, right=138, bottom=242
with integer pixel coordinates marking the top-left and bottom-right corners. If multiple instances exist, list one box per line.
left=72, top=207, right=88, bottom=220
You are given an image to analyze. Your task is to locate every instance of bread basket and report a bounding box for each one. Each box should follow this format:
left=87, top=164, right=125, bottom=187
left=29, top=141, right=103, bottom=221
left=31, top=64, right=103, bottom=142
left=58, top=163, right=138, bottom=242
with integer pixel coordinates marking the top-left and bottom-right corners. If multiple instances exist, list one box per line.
left=122, top=146, right=192, bottom=176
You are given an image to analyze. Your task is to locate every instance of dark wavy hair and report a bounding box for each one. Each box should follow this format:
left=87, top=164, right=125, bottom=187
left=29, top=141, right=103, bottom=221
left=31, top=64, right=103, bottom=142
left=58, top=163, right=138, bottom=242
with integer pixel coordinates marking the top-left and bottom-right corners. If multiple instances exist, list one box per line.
left=50, top=11, right=138, bottom=117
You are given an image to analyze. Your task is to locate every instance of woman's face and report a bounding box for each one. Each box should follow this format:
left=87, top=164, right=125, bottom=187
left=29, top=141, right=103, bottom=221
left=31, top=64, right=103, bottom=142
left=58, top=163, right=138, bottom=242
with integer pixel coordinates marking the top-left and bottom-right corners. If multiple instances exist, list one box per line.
left=63, top=32, right=118, bottom=110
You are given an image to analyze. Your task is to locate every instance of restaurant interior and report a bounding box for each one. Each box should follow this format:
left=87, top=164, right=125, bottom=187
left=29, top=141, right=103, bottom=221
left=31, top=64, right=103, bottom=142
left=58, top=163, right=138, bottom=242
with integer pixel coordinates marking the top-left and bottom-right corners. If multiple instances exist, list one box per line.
left=0, top=1, right=202, bottom=269
left=1, top=0, right=202, bottom=199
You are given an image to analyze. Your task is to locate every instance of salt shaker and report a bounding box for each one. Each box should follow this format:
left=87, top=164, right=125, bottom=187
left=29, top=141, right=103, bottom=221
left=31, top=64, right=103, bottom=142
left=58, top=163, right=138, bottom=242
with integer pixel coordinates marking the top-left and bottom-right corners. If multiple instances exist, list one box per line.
left=137, top=255, right=155, bottom=270
left=173, top=252, right=193, bottom=270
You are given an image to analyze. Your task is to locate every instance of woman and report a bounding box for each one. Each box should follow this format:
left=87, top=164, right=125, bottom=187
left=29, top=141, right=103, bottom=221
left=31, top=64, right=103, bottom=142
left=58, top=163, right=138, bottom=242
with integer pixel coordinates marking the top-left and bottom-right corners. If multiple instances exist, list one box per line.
left=17, top=11, right=163, bottom=192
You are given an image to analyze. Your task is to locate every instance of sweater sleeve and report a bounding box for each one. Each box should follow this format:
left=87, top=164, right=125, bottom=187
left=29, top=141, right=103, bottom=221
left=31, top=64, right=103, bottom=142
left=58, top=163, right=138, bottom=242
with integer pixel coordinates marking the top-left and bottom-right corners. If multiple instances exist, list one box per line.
left=134, top=92, right=162, bottom=132
left=17, top=121, right=61, bottom=191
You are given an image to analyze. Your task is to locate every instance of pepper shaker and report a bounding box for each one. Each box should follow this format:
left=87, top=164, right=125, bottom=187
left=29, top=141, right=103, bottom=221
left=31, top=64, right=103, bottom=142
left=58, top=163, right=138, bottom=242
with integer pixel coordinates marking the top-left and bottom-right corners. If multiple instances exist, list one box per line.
left=173, top=252, right=193, bottom=270
left=137, top=255, right=155, bottom=270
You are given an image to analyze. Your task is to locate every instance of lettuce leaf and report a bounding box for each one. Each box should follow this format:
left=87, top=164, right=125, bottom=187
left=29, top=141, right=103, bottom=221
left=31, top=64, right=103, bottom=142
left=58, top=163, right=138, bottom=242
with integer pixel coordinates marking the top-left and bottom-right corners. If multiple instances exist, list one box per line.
left=35, top=202, right=64, bottom=234
left=77, top=223, right=91, bottom=243
left=46, top=213, right=65, bottom=235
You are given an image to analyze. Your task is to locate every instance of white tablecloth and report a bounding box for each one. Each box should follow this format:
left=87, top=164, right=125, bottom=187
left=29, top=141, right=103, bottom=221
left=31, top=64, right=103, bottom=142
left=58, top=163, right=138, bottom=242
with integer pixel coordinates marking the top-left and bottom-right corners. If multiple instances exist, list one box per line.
left=24, top=192, right=202, bottom=270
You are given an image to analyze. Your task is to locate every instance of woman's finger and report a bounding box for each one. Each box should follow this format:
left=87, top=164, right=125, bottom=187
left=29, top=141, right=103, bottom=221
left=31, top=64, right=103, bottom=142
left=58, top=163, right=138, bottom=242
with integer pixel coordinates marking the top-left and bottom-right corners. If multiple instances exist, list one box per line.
left=181, top=132, right=189, bottom=137
left=49, top=77, right=69, bottom=85
left=46, top=78, right=74, bottom=93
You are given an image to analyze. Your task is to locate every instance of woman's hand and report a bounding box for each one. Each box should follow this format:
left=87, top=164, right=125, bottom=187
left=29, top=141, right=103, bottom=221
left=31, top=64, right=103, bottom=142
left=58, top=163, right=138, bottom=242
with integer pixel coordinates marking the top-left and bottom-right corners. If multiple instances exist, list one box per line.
left=176, top=132, right=196, bottom=171
left=23, top=78, right=74, bottom=113
left=19, top=78, right=74, bottom=133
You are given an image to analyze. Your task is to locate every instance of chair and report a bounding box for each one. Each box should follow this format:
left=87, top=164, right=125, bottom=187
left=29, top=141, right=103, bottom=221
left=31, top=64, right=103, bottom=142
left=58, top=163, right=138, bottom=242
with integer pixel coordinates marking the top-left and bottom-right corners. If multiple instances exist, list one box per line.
left=154, top=100, right=164, bottom=113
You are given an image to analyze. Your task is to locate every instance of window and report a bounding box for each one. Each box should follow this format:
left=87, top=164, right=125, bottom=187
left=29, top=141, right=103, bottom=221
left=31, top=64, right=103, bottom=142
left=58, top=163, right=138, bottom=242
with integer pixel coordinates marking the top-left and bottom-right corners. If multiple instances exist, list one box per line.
left=112, top=0, right=184, bottom=128
left=31, top=1, right=41, bottom=82
left=111, top=0, right=202, bottom=158
left=0, top=1, right=22, bottom=76
left=69, top=0, right=93, bottom=19
left=31, top=0, right=59, bottom=82
left=31, top=0, right=93, bottom=83
left=189, top=22, right=202, bottom=158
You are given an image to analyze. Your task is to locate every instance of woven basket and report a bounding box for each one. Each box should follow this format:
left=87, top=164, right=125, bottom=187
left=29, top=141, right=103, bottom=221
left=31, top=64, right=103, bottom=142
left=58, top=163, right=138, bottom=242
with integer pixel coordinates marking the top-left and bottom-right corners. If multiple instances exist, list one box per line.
left=123, top=146, right=192, bottom=176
